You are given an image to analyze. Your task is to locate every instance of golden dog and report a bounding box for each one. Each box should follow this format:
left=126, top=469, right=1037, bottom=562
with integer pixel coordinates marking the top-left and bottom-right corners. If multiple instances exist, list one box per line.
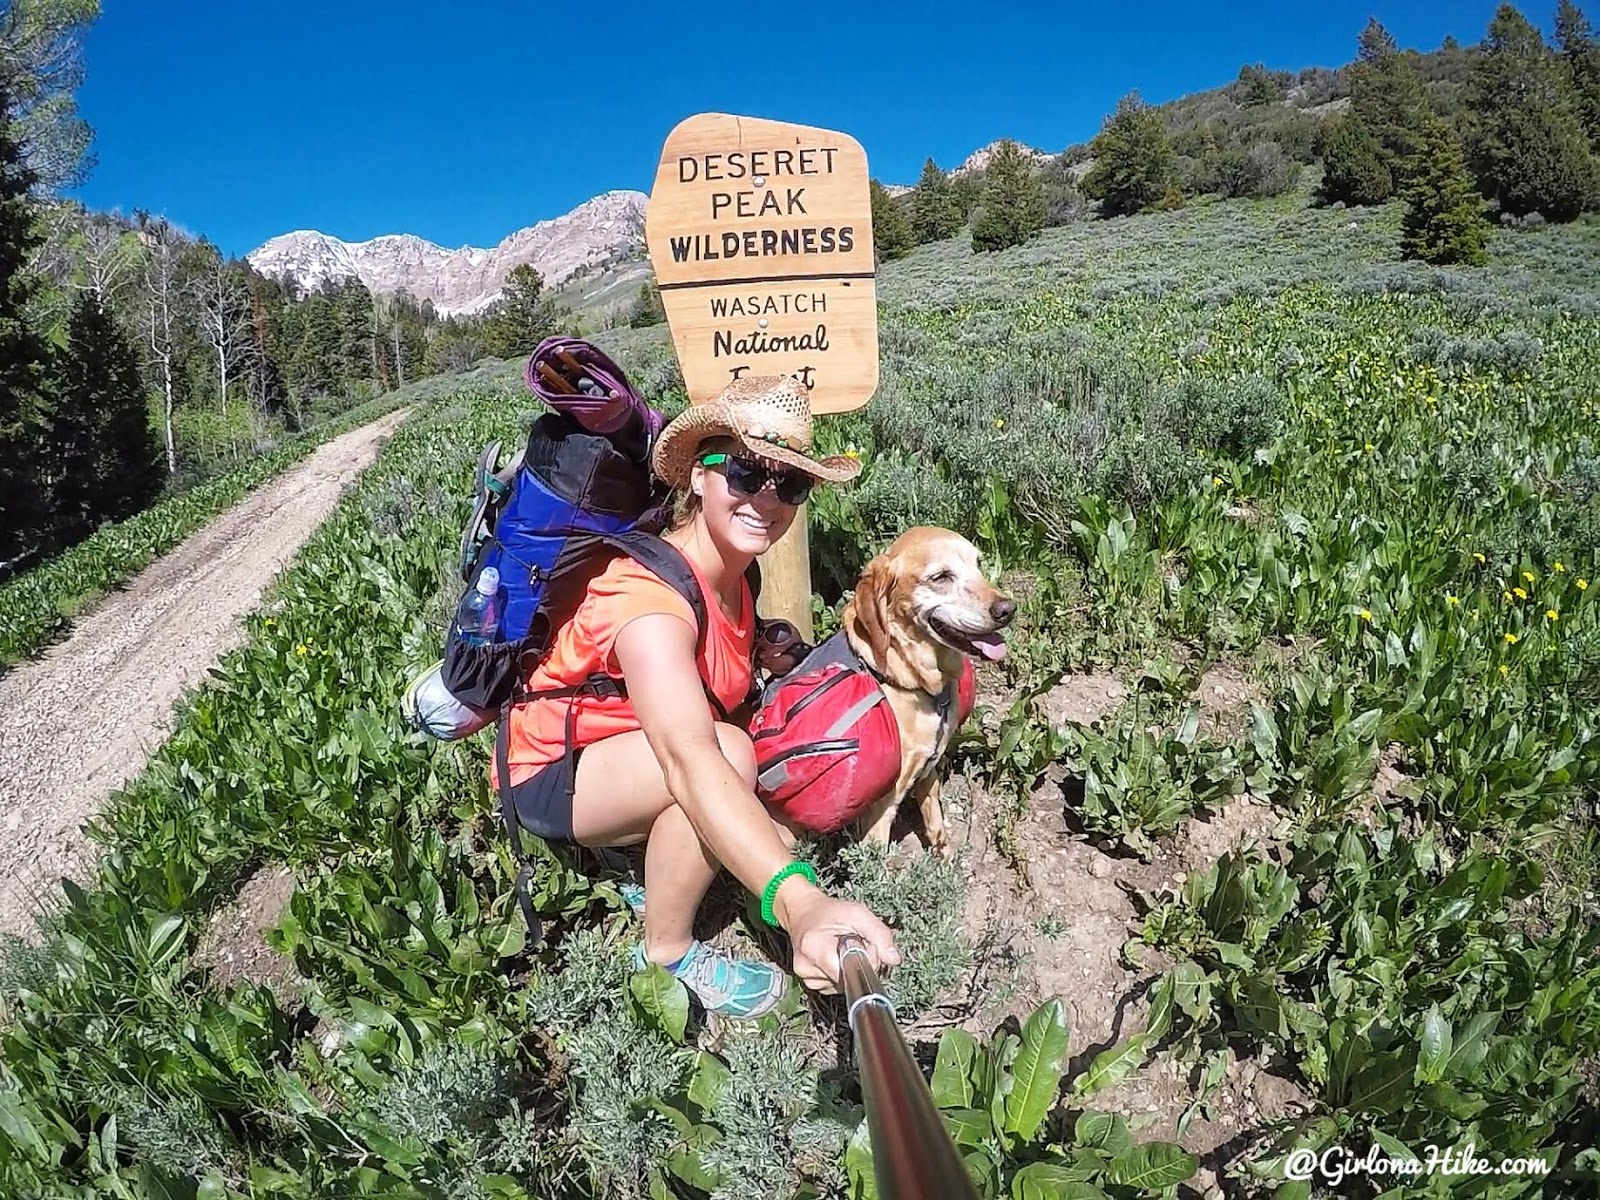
left=840, top=526, right=1016, bottom=856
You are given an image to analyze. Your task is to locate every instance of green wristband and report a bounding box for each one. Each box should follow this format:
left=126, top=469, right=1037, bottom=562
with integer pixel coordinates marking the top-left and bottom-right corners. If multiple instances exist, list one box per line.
left=760, top=861, right=819, bottom=928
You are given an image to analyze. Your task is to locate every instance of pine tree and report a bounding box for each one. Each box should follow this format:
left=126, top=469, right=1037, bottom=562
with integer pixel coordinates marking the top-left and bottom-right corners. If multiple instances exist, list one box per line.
left=908, top=157, right=961, bottom=243
left=244, top=271, right=293, bottom=422
left=487, top=263, right=558, bottom=358
left=870, top=180, right=914, bottom=261
left=971, top=140, right=1047, bottom=252
left=336, top=277, right=375, bottom=390
left=1401, top=115, right=1492, bottom=265
left=1236, top=63, right=1288, bottom=107
left=1082, top=92, right=1177, bottom=218
left=54, top=290, right=163, bottom=539
left=1470, top=2, right=1599, bottom=221
left=1317, top=113, right=1395, bottom=205
left=950, top=171, right=985, bottom=224
left=1556, top=0, right=1600, bottom=148
left=0, top=80, right=54, bottom=573
left=397, top=317, right=428, bottom=381
left=288, top=293, right=340, bottom=398
left=627, top=278, right=665, bottom=328
left=1349, top=18, right=1430, bottom=185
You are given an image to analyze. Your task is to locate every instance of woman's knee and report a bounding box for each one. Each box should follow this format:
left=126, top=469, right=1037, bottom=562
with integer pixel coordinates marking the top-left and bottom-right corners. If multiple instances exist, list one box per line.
left=712, top=722, right=758, bottom=788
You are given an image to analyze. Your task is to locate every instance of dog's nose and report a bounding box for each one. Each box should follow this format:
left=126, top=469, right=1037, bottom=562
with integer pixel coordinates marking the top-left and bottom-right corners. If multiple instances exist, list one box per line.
left=990, top=597, right=1016, bottom=626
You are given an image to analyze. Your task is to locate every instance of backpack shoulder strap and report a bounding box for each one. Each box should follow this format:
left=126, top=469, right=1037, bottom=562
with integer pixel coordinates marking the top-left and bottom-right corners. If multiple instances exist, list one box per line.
left=523, top=531, right=751, bottom=721
left=603, top=531, right=712, bottom=659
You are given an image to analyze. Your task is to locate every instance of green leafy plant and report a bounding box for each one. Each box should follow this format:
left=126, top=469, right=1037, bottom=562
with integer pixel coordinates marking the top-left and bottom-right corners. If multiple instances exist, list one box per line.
left=1060, top=694, right=1243, bottom=855
left=847, top=999, right=1198, bottom=1198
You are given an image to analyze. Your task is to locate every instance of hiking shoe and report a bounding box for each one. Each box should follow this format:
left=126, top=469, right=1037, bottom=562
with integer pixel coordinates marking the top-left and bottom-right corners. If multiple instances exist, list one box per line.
left=632, top=940, right=787, bottom=1020
left=618, top=880, right=647, bottom=917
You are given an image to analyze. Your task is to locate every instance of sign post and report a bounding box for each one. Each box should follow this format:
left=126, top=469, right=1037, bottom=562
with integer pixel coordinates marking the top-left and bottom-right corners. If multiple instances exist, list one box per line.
left=645, top=112, right=878, bottom=642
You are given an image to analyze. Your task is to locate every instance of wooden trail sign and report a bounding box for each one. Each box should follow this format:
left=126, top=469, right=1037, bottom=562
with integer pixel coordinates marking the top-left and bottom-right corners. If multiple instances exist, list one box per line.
left=645, top=112, right=880, bottom=642
left=645, top=113, right=879, bottom=415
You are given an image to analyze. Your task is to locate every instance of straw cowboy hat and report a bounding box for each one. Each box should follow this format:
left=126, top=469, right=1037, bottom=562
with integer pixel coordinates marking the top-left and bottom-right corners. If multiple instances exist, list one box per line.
left=651, top=374, right=862, bottom=489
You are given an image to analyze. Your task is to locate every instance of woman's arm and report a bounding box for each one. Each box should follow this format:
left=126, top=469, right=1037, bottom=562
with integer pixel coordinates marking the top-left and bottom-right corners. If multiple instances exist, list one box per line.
left=614, top=611, right=899, bottom=988
left=617, top=611, right=793, bottom=892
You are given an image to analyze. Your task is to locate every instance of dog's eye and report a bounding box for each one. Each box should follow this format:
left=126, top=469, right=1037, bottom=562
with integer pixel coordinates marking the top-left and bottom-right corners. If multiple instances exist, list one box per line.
left=928, top=568, right=954, bottom=584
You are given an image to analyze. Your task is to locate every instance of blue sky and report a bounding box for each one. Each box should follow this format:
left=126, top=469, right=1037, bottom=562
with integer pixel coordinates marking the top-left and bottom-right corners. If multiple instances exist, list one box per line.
left=69, top=0, right=1532, bottom=258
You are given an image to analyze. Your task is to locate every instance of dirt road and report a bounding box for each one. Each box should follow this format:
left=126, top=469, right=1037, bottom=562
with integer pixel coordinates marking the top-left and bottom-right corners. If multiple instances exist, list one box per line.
left=0, top=409, right=410, bottom=940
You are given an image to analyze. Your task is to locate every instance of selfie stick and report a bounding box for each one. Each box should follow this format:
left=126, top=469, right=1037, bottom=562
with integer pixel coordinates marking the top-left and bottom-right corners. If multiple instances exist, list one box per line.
left=836, top=935, right=980, bottom=1200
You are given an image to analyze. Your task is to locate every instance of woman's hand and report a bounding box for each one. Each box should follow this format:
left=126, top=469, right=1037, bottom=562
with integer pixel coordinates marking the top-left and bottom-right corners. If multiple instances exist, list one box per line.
left=774, top=878, right=901, bottom=994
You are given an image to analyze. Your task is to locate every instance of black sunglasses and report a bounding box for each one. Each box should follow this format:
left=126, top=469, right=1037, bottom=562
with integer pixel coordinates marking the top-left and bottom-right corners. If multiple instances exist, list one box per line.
left=698, top=452, right=813, bottom=505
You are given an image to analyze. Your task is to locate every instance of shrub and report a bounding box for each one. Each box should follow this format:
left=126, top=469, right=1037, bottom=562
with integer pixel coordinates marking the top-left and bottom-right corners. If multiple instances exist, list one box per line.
left=1401, top=117, right=1492, bottom=266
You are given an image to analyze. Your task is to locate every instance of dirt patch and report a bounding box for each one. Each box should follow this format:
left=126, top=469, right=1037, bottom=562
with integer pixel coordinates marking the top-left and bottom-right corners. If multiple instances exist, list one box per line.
left=1192, top=662, right=1263, bottom=743
left=1371, top=742, right=1416, bottom=806
left=901, top=656, right=1308, bottom=1195
left=192, top=863, right=301, bottom=998
left=926, top=771, right=1164, bottom=1043
left=1346, top=743, right=1420, bottom=832
left=1174, top=793, right=1284, bottom=876
left=1037, top=673, right=1129, bottom=731
left=0, top=409, right=410, bottom=940
left=1087, top=1043, right=1315, bottom=1198
left=924, top=773, right=1305, bottom=1196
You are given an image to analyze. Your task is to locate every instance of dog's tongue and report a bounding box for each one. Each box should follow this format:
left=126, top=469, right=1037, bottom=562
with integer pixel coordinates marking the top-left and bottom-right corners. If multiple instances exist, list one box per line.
left=971, top=632, right=1008, bottom=662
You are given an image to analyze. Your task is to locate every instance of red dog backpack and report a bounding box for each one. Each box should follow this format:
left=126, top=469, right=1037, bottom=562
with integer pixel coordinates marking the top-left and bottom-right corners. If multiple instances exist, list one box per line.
left=750, top=632, right=977, bottom=834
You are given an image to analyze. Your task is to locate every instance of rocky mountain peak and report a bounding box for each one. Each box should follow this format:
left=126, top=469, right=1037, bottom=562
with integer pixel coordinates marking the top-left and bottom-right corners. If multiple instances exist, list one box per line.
left=246, top=189, right=647, bottom=317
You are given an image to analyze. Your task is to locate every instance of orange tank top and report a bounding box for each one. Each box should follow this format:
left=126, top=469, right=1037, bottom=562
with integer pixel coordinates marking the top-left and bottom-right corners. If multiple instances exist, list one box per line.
left=492, top=553, right=755, bottom=790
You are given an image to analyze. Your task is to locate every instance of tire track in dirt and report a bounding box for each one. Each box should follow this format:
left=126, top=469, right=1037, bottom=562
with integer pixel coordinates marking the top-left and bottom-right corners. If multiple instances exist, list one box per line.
left=0, top=408, right=410, bottom=940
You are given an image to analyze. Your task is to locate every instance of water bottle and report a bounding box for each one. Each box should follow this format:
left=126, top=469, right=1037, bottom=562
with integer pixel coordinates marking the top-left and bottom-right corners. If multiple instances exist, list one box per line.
left=455, top=566, right=502, bottom=647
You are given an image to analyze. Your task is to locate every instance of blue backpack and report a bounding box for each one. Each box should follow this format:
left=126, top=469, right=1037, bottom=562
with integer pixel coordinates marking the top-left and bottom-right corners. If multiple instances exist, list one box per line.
left=427, top=378, right=762, bottom=944
left=441, top=410, right=761, bottom=720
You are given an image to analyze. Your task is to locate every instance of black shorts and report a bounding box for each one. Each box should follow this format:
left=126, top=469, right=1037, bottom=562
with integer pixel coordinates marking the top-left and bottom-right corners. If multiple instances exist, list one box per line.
left=506, top=746, right=583, bottom=842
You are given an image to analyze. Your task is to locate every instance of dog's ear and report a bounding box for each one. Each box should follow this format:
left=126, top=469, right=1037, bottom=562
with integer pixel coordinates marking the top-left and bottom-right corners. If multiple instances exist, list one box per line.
left=847, top=553, right=895, bottom=662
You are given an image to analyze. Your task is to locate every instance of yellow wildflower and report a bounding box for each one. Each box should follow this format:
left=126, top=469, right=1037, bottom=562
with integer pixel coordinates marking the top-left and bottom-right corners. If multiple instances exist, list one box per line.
left=1554, top=562, right=1566, bottom=573
left=994, top=417, right=1005, bottom=430
left=844, top=449, right=861, bottom=460
left=1578, top=578, right=1589, bottom=591
left=1546, top=610, right=1559, bottom=621
left=295, top=643, right=310, bottom=657
left=1212, top=476, right=1224, bottom=488
left=1446, top=595, right=1459, bottom=606
left=1472, top=552, right=1486, bottom=564
left=1503, top=633, right=1519, bottom=644
left=1499, top=664, right=1510, bottom=676
left=1359, top=609, right=1373, bottom=622
left=1364, top=443, right=1375, bottom=453
left=1522, top=571, right=1536, bottom=584
left=1514, top=587, right=1528, bottom=600
left=1503, top=590, right=1513, bottom=602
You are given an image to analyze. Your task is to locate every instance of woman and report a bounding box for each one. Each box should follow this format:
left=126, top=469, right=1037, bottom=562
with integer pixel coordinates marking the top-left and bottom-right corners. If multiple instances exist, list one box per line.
left=491, top=374, right=900, bottom=1019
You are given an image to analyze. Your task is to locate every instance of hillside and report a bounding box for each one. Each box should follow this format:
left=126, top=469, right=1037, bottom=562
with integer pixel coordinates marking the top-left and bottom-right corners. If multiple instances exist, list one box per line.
left=11, top=178, right=1598, bottom=1197
left=1056, top=36, right=1478, bottom=166
left=8, top=1, right=1600, bottom=1195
